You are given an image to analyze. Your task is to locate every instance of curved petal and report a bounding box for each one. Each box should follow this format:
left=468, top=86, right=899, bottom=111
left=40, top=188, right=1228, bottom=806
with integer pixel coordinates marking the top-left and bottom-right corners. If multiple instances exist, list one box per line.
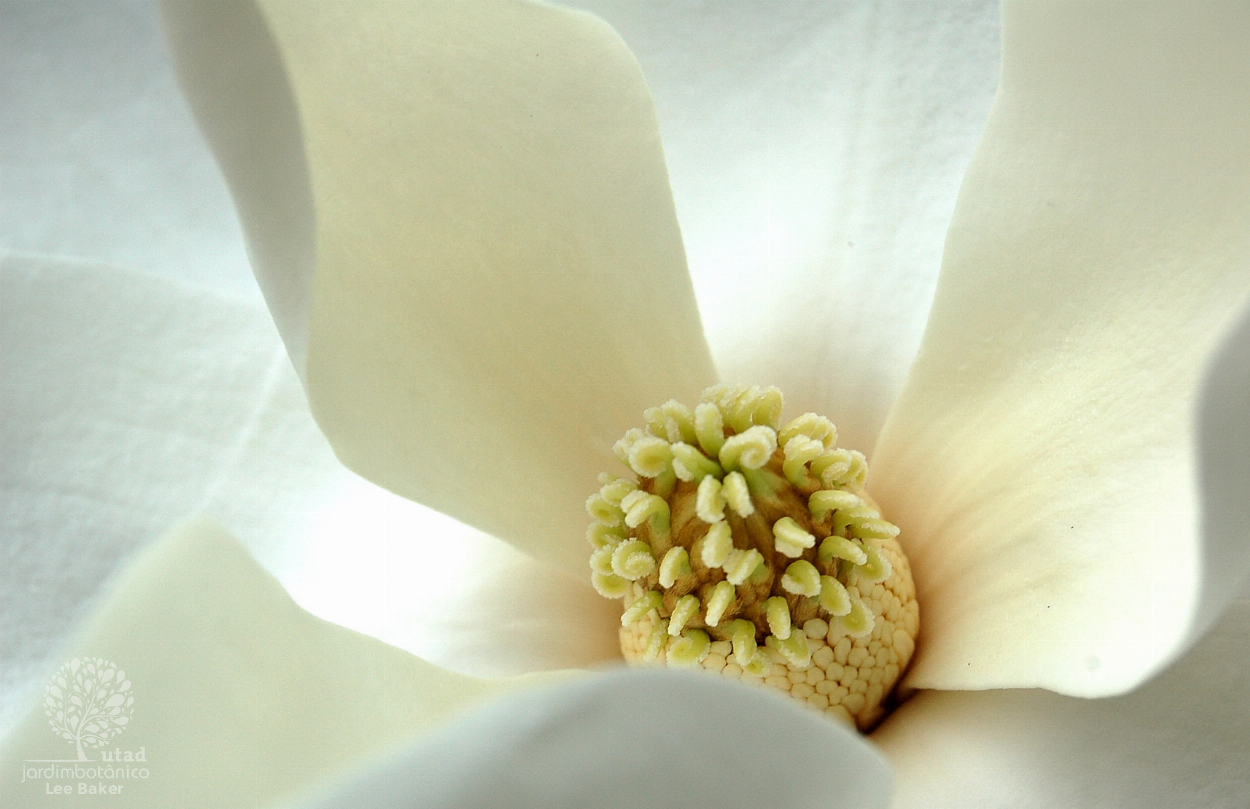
left=280, top=476, right=622, bottom=677
left=1195, top=304, right=1250, bottom=638
left=871, top=1, right=1250, bottom=694
left=873, top=599, right=1250, bottom=809
left=0, top=519, right=557, bottom=809
left=161, top=0, right=316, bottom=369
left=300, top=669, right=893, bottom=809
left=163, top=0, right=717, bottom=578
left=565, top=1, right=1001, bottom=452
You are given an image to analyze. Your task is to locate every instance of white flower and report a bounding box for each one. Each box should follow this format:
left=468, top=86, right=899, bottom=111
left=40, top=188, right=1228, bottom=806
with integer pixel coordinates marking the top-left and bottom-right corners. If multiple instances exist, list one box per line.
left=2, top=2, right=1248, bottom=808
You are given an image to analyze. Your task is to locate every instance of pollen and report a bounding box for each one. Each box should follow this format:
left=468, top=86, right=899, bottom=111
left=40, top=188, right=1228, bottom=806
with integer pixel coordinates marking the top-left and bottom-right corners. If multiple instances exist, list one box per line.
left=589, top=384, right=920, bottom=732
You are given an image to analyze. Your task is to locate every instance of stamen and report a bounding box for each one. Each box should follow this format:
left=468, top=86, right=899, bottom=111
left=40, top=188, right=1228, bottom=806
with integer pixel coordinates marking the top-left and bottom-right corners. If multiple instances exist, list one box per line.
left=671, top=441, right=724, bottom=482
left=780, top=412, right=838, bottom=449
left=834, top=596, right=876, bottom=639
left=808, top=489, right=862, bottom=521
left=586, top=523, right=624, bottom=549
left=704, top=580, right=736, bottom=626
left=781, top=560, right=821, bottom=596
left=611, top=539, right=656, bottom=580
left=668, top=594, right=700, bottom=635
left=726, top=619, right=758, bottom=668
left=699, top=521, right=733, bottom=568
left=621, top=491, right=671, bottom=536
left=773, top=516, right=816, bottom=558
left=854, top=544, right=894, bottom=584
left=721, top=471, right=754, bottom=517
left=695, top=475, right=727, bottom=524
left=644, top=618, right=669, bottom=661
left=693, top=402, right=726, bottom=457
left=598, top=476, right=636, bottom=506
left=585, top=492, right=624, bottom=527
left=627, top=435, right=674, bottom=478
left=782, top=435, right=824, bottom=488
left=834, top=503, right=880, bottom=537
left=818, top=535, right=868, bottom=566
left=723, top=548, right=764, bottom=586
left=718, top=425, right=778, bottom=471
left=591, top=571, right=629, bottom=599
left=596, top=385, right=918, bottom=732
left=764, top=596, right=792, bottom=640
left=817, top=577, right=849, bottom=617
left=666, top=629, right=711, bottom=667
left=658, top=547, right=691, bottom=588
left=766, top=628, right=812, bottom=670
left=621, top=590, right=663, bottom=626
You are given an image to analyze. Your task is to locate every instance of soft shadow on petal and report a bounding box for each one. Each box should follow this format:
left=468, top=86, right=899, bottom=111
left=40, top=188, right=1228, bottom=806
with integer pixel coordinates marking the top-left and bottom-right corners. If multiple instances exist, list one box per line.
left=298, top=669, right=893, bottom=809
left=1195, top=303, right=1250, bottom=638
left=161, top=0, right=316, bottom=371
left=0, top=519, right=557, bottom=809
left=280, top=477, right=622, bottom=677
left=164, top=1, right=717, bottom=579
left=872, top=1, right=1250, bottom=695
left=565, top=1, right=1000, bottom=452
left=873, top=599, right=1250, bottom=809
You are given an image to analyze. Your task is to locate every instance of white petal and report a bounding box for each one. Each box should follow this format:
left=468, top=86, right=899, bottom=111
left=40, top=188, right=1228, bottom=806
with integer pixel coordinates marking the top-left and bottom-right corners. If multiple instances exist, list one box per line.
left=161, top=0, right=316, bottom=368
left=565, top=1, right=1000, bottom=451
left=873, top=599, right=1250, bottom=809
left=0, top=519, right=555, bottom=809
left=280, top=476, right=622, bottom=677
left=872, top=2, right=1250, bottom=694
left=0, top=256, right=617, bottom=720
left=300, top=669, right=893, bottom=809
left=164, top=1, right=716, bottom=578
left=1194, top=304, right=1250, bottom=638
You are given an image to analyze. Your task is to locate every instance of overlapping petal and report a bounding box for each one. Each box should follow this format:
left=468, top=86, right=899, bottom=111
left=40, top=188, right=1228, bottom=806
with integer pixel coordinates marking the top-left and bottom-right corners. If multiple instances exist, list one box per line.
left=873, top=599, right=1250, bottom=808
left=164, top=0, right=717, bottom=578
left=301, top=669, right=892, bottom=809
left=0, top=519, right=556, bottom=809
left=872, top=0, right=1250, bottom=696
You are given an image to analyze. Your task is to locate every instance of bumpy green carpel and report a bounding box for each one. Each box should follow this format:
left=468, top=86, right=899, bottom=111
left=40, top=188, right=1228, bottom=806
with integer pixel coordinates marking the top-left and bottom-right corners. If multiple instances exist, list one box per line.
left=587, top=384, right=920, bottom=731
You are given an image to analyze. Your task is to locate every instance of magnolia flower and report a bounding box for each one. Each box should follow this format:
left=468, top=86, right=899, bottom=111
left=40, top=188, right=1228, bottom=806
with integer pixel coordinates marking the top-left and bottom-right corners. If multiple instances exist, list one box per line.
left=2, top=2, right=1249, bottom=808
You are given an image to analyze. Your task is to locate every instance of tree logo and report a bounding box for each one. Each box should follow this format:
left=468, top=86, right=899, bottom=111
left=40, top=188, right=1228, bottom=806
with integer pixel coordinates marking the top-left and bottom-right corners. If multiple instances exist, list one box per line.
left=43, top=658, right=134, bottom=761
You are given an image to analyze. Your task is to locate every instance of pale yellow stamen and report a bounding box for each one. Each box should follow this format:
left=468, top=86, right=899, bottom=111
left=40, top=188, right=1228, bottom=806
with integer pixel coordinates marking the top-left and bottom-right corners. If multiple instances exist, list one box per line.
left=704, top=580, right=736, bottom=626
left=781, top=560, right=822, bottom=597
left=621, top=590, right=662, bottom=626
left=780, top=412, right=838, bottom=450
left=700, top=521, right=733, bottom=568
left=621, top=490, right=671, bottom=536
left=695, top=475, right=727, bottom=524
left=658, top=546, right=691, bottom=588
left=668, top=594, right=700, bottom=636
left=627, top=435, right=673, bottom=478
left=693, top=402, right=726, bottom=457
left=819, top=575, right=852, bottom=617
left=666, top=629, right=711, bottom=667
left=723, top=548, right=764, bottom=586
left=721, top=471, right=754, bottom=517
left=718, top=425, right=778, bottom=471
left=764, top=596, right=792, bottom=640
left=671, top=441, right=724, bottom=482
left=819, top=535, right=868, bottom=566
left=611, top=539, right=656, bottom=581
left=597, top=385, right=919, bottom=732
left=773, top=516, right=816, bottom=558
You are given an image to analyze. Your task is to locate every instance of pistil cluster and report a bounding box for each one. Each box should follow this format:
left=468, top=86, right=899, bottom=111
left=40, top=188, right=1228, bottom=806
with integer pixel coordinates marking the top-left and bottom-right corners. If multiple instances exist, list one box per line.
left=587, top=384, right=919, bottom=730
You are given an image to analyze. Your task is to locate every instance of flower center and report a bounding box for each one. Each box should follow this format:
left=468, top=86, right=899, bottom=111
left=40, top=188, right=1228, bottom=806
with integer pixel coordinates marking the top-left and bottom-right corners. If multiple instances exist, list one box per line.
left=586, top=384, right=919, bottom=731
